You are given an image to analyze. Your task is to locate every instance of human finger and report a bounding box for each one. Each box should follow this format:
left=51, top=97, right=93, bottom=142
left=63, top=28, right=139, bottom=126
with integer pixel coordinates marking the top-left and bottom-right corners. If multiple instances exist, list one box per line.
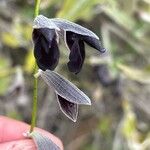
left=0, top=116, right=63, bottom=150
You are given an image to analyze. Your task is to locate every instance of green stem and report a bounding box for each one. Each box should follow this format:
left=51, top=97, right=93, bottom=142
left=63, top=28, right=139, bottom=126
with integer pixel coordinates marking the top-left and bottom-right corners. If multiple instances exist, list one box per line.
left=30, top=0, right=41, bottom=133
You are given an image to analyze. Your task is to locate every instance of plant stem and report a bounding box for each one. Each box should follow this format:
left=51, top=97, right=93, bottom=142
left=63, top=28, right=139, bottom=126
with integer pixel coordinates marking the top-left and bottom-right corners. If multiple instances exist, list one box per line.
left=30, top=0, right=41, bottom=133
left=34, top=0, right=41, bottom=18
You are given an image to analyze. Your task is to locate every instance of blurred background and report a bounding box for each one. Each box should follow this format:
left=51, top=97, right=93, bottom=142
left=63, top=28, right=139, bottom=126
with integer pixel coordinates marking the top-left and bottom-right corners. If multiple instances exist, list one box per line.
left=0, top=0, right=150, bottom=149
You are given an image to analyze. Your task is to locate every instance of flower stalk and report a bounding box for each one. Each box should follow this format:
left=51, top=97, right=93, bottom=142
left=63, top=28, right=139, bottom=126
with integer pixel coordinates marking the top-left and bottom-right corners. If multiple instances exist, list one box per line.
left=34, top=0, right=41, bottom=18
left=30, top=0, right=41, bottom=133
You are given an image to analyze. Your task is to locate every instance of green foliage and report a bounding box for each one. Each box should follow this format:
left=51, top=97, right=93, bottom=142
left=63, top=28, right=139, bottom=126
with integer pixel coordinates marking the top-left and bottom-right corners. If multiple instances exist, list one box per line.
left=6, top=111, right=23, bottom=121
left=57, top=0, right=105, bottom=21
left=98, top=117, right=111, bottom=136
left=24, top=49, right=35, bottom=73
left=0, top=56, right=11, bottom=94
left=117, top=63, right=150, bottom=84
left=2, top=32, right=20, bottom=48
left=1, top=21, right=32, bottom=48
left=122, top=101, right=136, bottom=138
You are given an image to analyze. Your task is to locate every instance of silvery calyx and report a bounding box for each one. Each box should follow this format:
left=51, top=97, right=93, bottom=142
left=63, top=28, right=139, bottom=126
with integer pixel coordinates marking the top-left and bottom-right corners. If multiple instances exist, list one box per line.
left=33, top=15, right=106, bottom=122
left=38, top=70, right=91, bottom=122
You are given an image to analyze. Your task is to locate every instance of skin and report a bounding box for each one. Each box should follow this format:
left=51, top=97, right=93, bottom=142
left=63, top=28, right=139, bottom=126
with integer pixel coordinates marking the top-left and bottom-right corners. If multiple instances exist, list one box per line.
left=0, top=116, right=63, bottom=150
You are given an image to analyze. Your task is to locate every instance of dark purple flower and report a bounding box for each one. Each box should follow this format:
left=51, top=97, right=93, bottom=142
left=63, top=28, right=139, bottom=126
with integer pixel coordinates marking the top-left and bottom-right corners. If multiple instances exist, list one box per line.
left=33, top=15, right=106, bottom=73
left=33, top=15, right=106, bottom=122
left=65, top=31, right=106, bottom=73
left=32, top=28, right=59, bottom=71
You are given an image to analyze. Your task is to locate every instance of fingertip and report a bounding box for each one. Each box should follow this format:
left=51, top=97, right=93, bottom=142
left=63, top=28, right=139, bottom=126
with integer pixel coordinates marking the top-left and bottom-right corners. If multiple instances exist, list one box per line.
left=0, top=116, right=63, bottom=149
left=0, top=116, right=29, bottom=142
left=0, top=139, right=63, bottom=150
left=0, top=139, right=36, bottom=150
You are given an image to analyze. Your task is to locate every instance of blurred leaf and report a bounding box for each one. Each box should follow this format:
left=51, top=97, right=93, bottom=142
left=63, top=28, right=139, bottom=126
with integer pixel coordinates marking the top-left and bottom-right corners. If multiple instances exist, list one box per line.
left=117, top=63, right=150, bottom=84
left=1, top=19, right=32, bottom=48
left=142, top=133, right=150, bottom=149
left=22, top=25, right=32, bottom=41
left=0, top=56, right=11, bottom=95
left=2, top=32, right=20, bottom=48
left=122, top=101, right=136, bottom=138
left=0, top=76, right=11, bottom=95
left=40, top=0, right=62, bottom=9
left=103, top=1, right=135, bottom=30
left=6, top=111, right=22, bottom=121
left=98, top=117, right=111, bottom=135
left=57, top=0, right=104, bottom=21
left=0, top=56, right=10, bottom=70
left=24, top=50, right=35, bottom=73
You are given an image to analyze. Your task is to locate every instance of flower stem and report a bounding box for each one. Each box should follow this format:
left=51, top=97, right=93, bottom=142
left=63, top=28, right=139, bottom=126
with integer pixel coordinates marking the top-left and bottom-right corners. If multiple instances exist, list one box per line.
left=30, top=0, right=41, bottom=133
left=34, top=0, right=41, bottom=18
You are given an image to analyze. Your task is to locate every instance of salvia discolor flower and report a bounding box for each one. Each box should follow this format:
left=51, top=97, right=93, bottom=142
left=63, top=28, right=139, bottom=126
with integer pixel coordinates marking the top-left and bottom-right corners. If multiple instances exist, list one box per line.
left=39, top=70, right=91, bottom=122
left=33, top=15, right=106, bottom=74
left=33, top=15, right=106, bottom=122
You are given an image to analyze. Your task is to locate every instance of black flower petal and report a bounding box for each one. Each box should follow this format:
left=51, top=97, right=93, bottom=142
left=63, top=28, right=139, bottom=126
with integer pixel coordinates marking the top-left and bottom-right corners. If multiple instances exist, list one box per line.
left=57, top=95, right=78, bottom=122
left=33, top=28, right=59, bottom=71
left=82, top=35, right=106, bottom=53
left=66, top=31, right=85, bottom=74
left=67, top=40, right=85, bottom=74
left=38, top=28, right=56, bottom=44
left=65, top=31, right=106, bottom=73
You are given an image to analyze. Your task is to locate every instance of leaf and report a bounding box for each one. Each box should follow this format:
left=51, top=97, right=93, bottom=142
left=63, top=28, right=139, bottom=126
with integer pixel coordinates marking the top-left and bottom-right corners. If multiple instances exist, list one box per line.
left=122, top=101, right=136, bottom=138
left=29, top=131, right=60, bottom=150
left=57, top=94, right=78, bottom=122
left=103, top=1, right=135, bottom=30
left=2, top=32, right=20, bottom=48
left=0, top=76, right=11, bottom=95
left=117, top=63, right=150, bottom=84
left=24, top=49, right=35, bottom=73
left=0, top=56, right=11, bottom=94
left=56, top=0, right=103, bottom=21
left=39, top=70, right=91, bottom=105
left=22, top=24, right=32, bottom=41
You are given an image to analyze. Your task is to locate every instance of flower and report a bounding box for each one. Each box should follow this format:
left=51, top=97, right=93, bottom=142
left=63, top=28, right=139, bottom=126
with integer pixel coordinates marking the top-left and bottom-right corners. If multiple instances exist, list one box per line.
left=39, top=70, right=91, bottom=122
left=33, top=15, right=106, bottom=73
left=33, top=15, right=106, bottom=121
left=32, top=28, right=59, bottom=71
